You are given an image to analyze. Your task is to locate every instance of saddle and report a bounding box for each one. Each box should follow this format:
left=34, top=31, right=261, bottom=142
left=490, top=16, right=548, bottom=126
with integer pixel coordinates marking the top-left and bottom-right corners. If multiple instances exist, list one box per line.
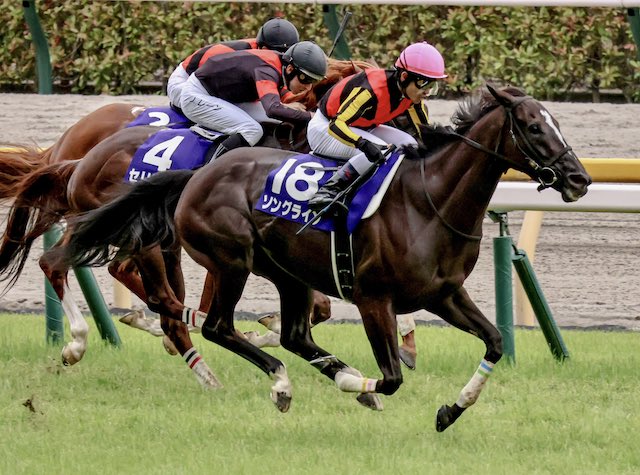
left=256, top=150, right=404, bottom=300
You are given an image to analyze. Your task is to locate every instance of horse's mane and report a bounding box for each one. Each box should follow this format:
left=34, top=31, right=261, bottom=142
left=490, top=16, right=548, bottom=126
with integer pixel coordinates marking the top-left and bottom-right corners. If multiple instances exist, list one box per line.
left=452, top=86, right=527, bottom=134
left=406, top=86, right=529, bottom=159
left=285, top=58, right=376, bottom=110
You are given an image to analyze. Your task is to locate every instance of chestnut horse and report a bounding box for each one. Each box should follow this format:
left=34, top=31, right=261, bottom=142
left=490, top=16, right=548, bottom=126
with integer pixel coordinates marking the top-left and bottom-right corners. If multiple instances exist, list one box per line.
left=0, top=59, right=377, bottom=384
left=0, top=58, right=372, bottom=199
left=45, top=86, right=591, bottom=429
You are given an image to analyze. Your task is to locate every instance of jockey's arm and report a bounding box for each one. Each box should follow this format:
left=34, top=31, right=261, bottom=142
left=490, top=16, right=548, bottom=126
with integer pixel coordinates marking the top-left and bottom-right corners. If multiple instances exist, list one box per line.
left=257, top=81, right=312, bottom=123
left=328, top=88, right=374, bottom=147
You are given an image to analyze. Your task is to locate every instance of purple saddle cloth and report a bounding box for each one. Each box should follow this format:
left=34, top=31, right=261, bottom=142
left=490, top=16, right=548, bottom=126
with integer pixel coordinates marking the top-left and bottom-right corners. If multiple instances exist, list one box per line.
left=125, top=106, right=191, bottom=129
left=255, top=151, right=402, bottom=233
left=125, top=128, right=213, bottom=183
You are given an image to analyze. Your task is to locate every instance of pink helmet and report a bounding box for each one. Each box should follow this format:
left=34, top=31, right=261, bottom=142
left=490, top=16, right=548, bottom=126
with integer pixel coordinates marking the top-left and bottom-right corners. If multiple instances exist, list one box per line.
left=395, top=42, right=447, bottom=79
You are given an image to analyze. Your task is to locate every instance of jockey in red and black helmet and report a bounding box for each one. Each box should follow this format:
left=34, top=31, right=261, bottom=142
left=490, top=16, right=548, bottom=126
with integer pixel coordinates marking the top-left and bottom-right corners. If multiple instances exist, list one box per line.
left=167, top=18, right=300, bottom=108
left=180, top=41, right=327, bottom=160
left=307, top=42, right=447, bottom=211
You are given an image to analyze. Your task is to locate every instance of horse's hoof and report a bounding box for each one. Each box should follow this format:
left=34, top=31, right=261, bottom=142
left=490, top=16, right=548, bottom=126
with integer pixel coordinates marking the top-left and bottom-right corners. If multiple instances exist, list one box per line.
left=260, top=331, right=281, bottom=348
left=436, top=404, right=463, bottom=432
left=118, top=310, right=140, bottom=326
left=258, top=314, right=281, bottom=333
left=61, top=344, right=82, bottom=366
left=243, top=330, right=281, bottom=348
left=270, top=391, right=292, bottom=413
left=356, top=393, right=383, bottom=411
left=162, top=336, right=179, bottom=356
left=399, top=347, right=417, bottom=370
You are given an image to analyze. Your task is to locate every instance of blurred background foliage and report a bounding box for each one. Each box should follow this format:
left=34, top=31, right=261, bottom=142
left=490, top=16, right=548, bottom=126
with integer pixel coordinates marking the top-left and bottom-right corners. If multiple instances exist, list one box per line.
left=1, top=1, right=638, bottom=101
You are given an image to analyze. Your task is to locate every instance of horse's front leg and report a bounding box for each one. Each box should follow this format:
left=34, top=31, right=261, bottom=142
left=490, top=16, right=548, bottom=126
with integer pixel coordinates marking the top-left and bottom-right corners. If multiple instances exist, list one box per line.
left=39, top=234, right=89, bottom=366
left=357, top=298, right=404, bottom=396
left=428, top=286, right=503, bottom=432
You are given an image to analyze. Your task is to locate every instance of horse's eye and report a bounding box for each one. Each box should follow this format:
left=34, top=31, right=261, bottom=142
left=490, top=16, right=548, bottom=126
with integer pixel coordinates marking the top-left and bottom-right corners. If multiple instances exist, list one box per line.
left=528, top=123, right=542, bottom=134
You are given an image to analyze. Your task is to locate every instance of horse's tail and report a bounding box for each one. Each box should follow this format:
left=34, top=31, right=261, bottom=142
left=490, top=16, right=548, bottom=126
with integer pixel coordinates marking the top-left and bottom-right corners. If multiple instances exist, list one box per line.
left=60, top=170, right=196, bottom=270
left=0, top=145, right=53, bottom=199
left=0, top=160, right=78, bottom=287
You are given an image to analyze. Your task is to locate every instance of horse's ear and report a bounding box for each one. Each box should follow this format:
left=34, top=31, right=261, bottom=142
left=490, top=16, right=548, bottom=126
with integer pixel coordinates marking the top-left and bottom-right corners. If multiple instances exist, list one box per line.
left=486, top=83, right=513, bottom=108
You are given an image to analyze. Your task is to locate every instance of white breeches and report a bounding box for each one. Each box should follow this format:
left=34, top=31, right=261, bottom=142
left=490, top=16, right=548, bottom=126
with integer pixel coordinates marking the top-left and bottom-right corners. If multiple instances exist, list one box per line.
left=307, top=112, right=417, bottom=174
left=179, top=75, right=264, bottom=146
left=167, top=63, right=189, bottom=108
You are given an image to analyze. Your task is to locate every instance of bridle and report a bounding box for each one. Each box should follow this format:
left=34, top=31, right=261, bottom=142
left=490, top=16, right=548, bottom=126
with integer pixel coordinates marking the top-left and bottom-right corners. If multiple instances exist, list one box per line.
left=420, top=94, right=573, bottom=241
left=443, top=95, right=572, bottom=190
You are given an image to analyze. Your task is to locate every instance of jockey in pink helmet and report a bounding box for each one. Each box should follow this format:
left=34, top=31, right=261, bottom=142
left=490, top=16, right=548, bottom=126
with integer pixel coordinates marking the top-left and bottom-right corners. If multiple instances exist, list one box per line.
left=307, top=41, right=447, bottom=211
left=395, top=41, right=447, bottom=80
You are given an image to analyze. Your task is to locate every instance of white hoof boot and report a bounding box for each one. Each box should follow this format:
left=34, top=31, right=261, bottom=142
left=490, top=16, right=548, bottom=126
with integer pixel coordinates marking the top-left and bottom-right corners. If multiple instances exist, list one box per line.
left=192, top=361, right=223, bottom=390
left=270, top=365, right=292, bottom=413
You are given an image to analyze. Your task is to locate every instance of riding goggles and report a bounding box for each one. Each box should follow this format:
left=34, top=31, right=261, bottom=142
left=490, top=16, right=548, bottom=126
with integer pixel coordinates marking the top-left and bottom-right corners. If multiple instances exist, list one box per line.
left=411, top=74, right=440, bottom=96
left=296, top=71, right=318, bottom=85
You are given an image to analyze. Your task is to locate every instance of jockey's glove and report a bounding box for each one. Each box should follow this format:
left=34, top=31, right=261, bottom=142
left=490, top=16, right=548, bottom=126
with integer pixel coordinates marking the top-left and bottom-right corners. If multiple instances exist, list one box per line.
left=356, top=137, right=387, bottom=163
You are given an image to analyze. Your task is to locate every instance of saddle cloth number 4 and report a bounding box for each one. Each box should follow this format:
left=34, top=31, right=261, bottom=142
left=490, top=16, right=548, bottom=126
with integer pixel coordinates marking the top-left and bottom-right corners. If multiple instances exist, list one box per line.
left=142, top=136, right=185, bottom=172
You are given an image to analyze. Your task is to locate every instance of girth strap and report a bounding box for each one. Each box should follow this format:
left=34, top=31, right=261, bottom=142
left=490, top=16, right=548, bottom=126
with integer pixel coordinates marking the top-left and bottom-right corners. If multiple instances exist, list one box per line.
left=330, top=212, right=355, bottom=301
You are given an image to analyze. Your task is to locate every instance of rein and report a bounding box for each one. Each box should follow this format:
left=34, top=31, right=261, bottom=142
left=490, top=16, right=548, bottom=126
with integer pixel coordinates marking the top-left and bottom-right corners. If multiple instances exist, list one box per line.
left=418, top=95, right=572, bottom=241
left=420, top=160, right=483, bottom=241
left=444, top=96, right=572, bottom=189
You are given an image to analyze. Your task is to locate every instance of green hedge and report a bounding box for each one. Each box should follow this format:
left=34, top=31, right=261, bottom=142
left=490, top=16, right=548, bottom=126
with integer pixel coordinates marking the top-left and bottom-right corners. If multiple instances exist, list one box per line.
left=2, top=1, right=639, bottom=101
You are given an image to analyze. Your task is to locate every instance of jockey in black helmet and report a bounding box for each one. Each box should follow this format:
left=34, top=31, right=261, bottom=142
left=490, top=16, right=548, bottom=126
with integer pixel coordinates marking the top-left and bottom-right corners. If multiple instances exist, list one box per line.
left=180, top=41, right=327, bottom=160
left=167, top=18, right=300, bottom=108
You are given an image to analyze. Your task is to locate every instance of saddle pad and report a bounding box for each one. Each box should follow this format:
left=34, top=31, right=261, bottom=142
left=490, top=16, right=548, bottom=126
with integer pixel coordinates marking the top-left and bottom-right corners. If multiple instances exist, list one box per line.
left=126, top=106, right=191, bottom=129
left=125, top=128, right=213, bottom=183
left=255, top=151, right=403, bottom=234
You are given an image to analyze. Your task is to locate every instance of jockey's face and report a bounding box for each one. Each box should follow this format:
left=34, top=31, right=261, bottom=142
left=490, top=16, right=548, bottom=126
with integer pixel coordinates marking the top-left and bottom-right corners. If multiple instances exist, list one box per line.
left=285, top=64, right=315, bottom=94
left=400, top=71, right=432, bottom=104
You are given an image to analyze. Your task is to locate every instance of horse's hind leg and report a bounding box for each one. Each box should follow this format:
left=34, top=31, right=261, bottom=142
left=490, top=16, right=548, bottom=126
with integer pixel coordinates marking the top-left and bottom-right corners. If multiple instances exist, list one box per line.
left=133, top=247, right=221, bottom=389
left=428, top=286, right=503, bottom=432
left=197, top=271, right=280, bottom=349
left=264, top=265, right=382, bottom=411
left=38, top=237, right=89, bottom=366
left=107, top=259, right=166, bottom=339
left=398, top=315, right=417, bottom=370
left=197, top=267, right=296, bottom=411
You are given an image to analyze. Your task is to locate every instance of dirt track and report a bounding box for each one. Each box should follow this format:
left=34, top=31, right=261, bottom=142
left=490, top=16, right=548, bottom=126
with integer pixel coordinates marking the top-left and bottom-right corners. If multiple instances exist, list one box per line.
left=1, top=93, right=639, bottom=331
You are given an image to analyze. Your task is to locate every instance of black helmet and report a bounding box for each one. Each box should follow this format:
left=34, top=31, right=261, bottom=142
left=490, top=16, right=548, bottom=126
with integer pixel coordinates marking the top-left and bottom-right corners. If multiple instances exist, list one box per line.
left=281, top=41, right=327, bottom=81
left=256, top=18, right=300, bottom=53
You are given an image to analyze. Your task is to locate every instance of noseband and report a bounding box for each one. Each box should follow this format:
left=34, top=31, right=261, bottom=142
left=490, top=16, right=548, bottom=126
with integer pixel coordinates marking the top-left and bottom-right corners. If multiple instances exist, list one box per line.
left=504, top=96, right=572, bottom=190
left=419, top=94, right=573, bottom=241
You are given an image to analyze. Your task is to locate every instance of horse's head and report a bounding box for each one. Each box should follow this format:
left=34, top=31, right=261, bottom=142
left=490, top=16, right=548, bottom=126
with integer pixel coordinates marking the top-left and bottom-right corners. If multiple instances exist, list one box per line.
left=486, top=84, right=591, bottom=202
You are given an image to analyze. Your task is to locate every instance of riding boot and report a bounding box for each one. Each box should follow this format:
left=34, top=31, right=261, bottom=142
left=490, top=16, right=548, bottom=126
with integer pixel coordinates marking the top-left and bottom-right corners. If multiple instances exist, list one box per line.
left=308, top=161, right=361, bottom=212
left=207, top=133, right=250, bottom=163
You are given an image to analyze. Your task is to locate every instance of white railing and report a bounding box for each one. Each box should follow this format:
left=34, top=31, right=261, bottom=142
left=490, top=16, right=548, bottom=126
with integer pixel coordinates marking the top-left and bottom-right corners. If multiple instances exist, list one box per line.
left=146, top=1, right=640, bottom=6
left=490, top=158, right=640, bottom=325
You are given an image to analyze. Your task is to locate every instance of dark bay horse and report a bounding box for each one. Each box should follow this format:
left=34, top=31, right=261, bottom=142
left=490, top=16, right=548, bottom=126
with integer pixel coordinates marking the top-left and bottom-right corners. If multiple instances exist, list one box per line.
left=49, top=85, right=591, bottom=429
left=0, top=60, right=374, bottom=380
left=0, top=58, right=426, bottom=376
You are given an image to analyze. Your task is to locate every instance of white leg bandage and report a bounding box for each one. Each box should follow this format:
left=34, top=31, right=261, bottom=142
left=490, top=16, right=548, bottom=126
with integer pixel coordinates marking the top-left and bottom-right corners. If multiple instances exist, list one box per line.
left=397, top=314, right=416, bottom=337
left=335, top=369, right=377, bottom=393
left=181, top=307, right=207, bottom=328
left=456, top=359, right=495, bottom=408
